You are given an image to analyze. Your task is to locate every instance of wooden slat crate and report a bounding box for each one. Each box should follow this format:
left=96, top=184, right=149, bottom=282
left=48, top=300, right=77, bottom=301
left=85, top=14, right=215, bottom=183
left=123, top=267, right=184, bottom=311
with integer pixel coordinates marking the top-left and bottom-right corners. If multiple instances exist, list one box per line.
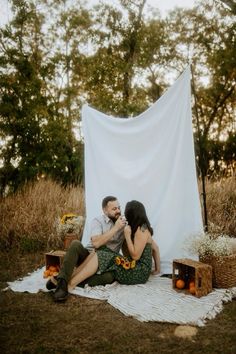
left=45, top=250, right=66, bottom=270
left=172, top=258, right=212, bottom=298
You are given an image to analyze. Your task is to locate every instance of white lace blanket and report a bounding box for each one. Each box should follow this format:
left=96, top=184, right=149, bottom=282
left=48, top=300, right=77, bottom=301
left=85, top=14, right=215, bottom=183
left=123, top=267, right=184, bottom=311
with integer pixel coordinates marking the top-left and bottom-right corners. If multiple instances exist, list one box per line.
left=5, top=267, right=236, bottom=327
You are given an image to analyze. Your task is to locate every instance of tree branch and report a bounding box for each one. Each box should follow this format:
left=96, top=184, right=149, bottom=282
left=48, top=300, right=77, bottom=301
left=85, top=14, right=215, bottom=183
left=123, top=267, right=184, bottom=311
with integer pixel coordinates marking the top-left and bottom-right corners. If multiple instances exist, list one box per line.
left=219, top=0, right=236, bottom=14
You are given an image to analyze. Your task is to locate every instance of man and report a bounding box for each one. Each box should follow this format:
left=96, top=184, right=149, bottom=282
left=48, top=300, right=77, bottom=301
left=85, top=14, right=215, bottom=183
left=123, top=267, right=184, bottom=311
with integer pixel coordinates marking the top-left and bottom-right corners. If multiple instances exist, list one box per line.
left=47, top=196, right=126, bottom=302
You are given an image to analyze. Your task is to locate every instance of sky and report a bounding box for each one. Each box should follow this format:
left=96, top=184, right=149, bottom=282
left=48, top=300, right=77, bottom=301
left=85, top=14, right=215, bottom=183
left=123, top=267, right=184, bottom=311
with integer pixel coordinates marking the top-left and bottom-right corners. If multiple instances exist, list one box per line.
left=147, top=0, right=196, bottom=14
left=86, top=0, right=196, bottom=15
left=0, top=0, right=196, bottom=26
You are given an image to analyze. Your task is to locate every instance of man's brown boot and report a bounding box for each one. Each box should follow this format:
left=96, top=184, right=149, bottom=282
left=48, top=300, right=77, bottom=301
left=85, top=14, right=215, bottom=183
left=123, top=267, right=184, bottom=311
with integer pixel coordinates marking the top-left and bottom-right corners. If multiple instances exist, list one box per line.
left=53, top=278, right=68, bottom=302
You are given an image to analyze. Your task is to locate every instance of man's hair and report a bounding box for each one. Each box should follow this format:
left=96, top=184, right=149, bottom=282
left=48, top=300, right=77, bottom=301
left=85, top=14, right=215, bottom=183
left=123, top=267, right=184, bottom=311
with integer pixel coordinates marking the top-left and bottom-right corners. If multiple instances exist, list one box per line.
left=102, top=196, right=117, bottom=209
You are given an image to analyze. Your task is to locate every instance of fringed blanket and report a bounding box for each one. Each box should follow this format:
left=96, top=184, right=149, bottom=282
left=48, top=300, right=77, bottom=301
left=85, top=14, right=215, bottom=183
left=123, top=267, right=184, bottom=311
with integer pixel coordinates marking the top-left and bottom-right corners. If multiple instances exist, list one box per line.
left=5, top=267, right=236, bottom=327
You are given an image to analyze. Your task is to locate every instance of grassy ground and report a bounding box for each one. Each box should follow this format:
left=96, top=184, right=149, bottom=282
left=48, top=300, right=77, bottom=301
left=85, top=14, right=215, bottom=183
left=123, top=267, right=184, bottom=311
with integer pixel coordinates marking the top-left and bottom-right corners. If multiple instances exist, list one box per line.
left=0, top=251, right=235, bottom=354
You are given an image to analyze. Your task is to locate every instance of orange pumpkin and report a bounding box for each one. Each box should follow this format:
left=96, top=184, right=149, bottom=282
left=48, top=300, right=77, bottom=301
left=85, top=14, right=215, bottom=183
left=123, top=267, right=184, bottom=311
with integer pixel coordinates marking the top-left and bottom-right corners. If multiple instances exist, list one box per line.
left=189, top=286, right=196, bottom=295
left=48, top=265, right=57, bottom=272
left=43, top=269, right=51, bottom=278
left=189, top=281, right=195, bottom=288
left=176, top=279, right=185, bottom=289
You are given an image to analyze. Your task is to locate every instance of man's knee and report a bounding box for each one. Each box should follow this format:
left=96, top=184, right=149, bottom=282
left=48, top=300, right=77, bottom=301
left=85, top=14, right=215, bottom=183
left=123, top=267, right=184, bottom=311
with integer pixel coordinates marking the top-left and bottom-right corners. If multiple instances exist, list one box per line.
left=69, top=240, right=83, bottom=251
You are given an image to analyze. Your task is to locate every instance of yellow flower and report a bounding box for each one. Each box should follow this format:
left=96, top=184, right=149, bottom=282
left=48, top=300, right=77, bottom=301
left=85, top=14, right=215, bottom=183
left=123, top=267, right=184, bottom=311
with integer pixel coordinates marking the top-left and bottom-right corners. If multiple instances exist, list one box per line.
left=115, top=256, right=136, bottom=270
left=130, top=260, right=136, bottom=269
left=120, top=258, right=125, bottom=265
left=115, top=256, right=121, bottom=265
left=123, top=261, right=131, bottom=270
left=60, top=213, right=78, bottom=224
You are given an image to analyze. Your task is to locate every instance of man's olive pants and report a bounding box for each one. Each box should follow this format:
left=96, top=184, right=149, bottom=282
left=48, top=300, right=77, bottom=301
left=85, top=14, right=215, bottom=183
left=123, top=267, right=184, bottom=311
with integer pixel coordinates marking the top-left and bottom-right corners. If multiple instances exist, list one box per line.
left=58, top=240, right=114, bottom=287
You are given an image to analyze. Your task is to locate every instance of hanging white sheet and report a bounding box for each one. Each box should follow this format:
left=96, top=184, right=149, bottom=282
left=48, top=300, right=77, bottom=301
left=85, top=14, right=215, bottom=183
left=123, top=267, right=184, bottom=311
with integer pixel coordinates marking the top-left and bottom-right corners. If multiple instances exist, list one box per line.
left=81, top=66, right=203, bottom=273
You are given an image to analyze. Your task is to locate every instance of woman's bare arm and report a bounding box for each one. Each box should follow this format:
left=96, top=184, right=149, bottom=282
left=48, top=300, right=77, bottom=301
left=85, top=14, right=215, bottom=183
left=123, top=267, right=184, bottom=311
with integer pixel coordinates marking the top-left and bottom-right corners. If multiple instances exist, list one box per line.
left=151, top=239, right=160, bottom=274
left=124, top=225, right=149, bottom=260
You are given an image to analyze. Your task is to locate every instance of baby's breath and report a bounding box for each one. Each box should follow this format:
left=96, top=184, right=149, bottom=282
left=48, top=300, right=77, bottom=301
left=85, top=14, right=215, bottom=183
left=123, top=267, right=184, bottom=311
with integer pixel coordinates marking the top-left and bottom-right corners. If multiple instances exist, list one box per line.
left=185, top=233, right=233, bottom=258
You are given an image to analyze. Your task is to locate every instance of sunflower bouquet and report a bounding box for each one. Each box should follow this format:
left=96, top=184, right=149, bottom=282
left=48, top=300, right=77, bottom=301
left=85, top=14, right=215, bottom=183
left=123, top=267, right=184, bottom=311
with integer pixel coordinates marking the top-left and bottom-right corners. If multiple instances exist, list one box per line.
left=55, top=213, right=85, bottom=240
left=115, top=256, right=136, bottom=270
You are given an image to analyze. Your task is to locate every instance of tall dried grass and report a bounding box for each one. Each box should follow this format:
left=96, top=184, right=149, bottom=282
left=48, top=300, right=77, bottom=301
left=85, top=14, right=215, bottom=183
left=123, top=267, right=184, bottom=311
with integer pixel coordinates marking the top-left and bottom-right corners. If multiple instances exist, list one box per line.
left=0, top=177, right=235, bottom=253
left=204, top=177, right=236, bottom=237
left=0, top=179, right=84, bottom=252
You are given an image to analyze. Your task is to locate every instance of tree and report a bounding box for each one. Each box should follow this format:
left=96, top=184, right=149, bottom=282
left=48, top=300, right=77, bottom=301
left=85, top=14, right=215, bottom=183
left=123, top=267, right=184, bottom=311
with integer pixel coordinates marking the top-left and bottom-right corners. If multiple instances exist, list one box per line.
left=0, top=0, right=87, bottom=195
left=40, top=0, right=91, bottom=183
left=83, top=0, right=156, bottom=116
left=0, top=0, right=235, bottom=196
left=218, top=0, right=236, bottom=14
left=0, top=0, right=48, bottom=193
left=166, top=2, right=236, bottom=177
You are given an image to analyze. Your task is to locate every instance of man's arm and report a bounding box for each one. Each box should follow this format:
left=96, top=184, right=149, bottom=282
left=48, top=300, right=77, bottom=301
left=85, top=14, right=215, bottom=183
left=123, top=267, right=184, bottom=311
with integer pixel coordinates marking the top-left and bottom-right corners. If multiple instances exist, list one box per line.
left=91, top=217, right=126, bottom=249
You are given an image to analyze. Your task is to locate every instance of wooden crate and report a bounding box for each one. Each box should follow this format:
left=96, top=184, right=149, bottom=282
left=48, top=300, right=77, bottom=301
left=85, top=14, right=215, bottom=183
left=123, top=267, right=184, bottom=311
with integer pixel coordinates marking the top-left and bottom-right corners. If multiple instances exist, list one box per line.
left=45, top=250, right=66, bottom=270
left=172, top=258, right=212, bottom=298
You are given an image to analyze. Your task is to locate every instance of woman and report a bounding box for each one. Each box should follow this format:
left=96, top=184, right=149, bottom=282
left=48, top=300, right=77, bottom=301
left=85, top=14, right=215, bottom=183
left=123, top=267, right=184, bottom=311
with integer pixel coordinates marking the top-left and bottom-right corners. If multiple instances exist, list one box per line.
left=68, top=200, right=160, bottom=290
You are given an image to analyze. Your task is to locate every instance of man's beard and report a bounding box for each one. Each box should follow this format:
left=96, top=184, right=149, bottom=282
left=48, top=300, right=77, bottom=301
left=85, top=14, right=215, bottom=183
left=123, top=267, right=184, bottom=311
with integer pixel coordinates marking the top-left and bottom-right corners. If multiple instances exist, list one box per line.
left=109, top=213, right=120, bottom=223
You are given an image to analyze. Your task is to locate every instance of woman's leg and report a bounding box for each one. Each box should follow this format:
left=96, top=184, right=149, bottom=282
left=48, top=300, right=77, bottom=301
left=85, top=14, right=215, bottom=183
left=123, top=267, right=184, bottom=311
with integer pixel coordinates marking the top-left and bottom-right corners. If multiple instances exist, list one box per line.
left=68, top=252, right=99, bottom=290
left=70, top=251, right=95, bottom=278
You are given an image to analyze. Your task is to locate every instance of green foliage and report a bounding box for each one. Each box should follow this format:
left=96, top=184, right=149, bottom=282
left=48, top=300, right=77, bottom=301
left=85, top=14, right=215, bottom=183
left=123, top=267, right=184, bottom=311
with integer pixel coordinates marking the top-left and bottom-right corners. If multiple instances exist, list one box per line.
left=0, top=0, right=86, bottom=195
left=166, top=2, right=235, bottom=177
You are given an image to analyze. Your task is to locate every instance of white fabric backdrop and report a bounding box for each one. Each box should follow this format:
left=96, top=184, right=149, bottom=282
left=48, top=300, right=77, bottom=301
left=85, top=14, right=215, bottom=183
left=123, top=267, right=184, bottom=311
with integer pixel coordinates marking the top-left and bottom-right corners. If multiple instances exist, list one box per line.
left=81, top=66, right=203, bottom=273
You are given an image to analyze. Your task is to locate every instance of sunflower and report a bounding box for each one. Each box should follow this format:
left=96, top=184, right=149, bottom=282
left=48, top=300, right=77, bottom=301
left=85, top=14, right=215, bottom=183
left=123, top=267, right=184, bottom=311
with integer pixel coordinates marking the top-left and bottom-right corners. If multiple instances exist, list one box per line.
left=120, top=258, right=125, bottom=265
left=123, top=261, right=131, bottom=270
left=115, top=256, right=121, bottom=265
left=60, top=213, right=78, bottom=224
left=114, top=256, right=136, bottom=270
left=130, top=260, right=136, bottom=269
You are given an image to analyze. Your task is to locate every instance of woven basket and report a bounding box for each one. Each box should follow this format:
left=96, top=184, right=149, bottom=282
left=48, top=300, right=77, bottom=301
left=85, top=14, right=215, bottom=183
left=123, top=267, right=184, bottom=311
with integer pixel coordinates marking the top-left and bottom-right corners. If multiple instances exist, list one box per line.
left=200, top=253, right=236, bottom=288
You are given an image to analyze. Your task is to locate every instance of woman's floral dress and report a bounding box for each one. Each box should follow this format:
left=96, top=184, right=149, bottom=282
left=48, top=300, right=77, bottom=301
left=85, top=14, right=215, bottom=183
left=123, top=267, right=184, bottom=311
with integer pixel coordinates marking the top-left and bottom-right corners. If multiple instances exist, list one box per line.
left=96, top=243, right=152, bottom=285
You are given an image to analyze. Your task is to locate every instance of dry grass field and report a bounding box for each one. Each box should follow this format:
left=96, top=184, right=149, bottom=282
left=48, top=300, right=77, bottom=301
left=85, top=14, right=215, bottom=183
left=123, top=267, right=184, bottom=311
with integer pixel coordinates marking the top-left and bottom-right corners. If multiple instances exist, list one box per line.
left=0, top=178, right=235, bottom=353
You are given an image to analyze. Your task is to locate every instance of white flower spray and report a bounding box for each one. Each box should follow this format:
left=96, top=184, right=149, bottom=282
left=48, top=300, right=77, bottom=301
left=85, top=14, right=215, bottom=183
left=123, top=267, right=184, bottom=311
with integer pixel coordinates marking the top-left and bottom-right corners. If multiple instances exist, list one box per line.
left=184, top=233, right=233, bottom=258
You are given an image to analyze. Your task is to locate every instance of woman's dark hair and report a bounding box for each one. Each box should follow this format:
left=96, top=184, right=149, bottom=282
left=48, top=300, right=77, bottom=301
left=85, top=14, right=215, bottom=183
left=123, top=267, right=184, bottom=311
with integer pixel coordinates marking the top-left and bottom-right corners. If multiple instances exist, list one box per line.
left=124, top=200, right=153, bottom=239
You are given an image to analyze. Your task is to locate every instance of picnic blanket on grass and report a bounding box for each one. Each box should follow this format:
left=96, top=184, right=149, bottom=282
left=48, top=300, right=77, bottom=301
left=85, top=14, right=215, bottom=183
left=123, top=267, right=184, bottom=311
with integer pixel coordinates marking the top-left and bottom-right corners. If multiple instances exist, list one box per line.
left=5, top=267, right=236, bottom=327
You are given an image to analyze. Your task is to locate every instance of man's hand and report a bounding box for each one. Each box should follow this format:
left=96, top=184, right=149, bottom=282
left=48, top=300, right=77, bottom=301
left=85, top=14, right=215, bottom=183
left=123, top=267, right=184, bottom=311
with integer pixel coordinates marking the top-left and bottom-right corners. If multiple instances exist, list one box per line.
left=91, top=216, right=126, bottom=249
left=114, top=216, right=127, bottom=231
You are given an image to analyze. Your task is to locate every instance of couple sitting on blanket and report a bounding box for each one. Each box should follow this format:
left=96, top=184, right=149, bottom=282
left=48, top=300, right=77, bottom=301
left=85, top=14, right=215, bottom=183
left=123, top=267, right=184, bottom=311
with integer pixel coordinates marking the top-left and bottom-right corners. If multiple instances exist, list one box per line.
left=47, top=196, right=161, bottom=302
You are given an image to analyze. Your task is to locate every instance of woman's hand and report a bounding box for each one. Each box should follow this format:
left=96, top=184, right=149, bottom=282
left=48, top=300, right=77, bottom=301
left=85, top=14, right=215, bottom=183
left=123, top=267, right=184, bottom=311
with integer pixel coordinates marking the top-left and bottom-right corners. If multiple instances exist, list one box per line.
left=151, top=240, right=161, bottom=275
left=151, top=268, right=160, bottom=275
left=124, top=225, right=132, bottom=240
